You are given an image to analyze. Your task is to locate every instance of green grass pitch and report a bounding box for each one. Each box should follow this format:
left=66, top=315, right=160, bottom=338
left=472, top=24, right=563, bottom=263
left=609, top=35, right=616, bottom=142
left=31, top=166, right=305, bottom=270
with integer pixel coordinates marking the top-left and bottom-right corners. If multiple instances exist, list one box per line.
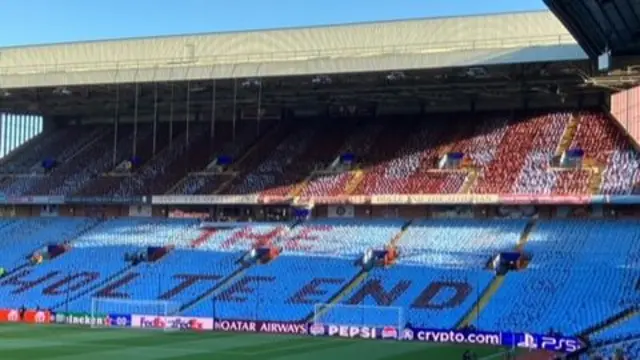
left=0, top=323, right=511, bottom=360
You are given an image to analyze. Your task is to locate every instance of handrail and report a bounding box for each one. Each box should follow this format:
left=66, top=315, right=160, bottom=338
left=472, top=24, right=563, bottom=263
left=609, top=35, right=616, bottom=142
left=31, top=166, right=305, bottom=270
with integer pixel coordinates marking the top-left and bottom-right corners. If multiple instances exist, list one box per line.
left=0, top=34, right=576, bottom=75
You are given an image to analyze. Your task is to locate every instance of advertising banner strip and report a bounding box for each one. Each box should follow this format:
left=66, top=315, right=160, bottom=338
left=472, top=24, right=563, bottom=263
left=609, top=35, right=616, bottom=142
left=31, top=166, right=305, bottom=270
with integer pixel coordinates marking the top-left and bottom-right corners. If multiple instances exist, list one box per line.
left=605, top=195, right=640, bottom=204
left=10, top=311, right=585, bottom=355
left=10, top=193, right=640, bottom=206
left=130, top=315, right=306, bottom=334
left=405, top=327, right=583, bottom=353
left=152, top=195, right=258, bottom=205
left=213, top=319, right=308, bottom=335
left=301, top=195, right=369, bottom=205
left=498, top=195, right=592, bottom=205
left=309, top=324, right=584, bottom=354
left=50, top=312, right=131, bottom=327
left=132, top=314, right=214, bottom=330
left=0, top=196, right=65, bottom=205
left=370, top=194, right=499, bottom=205
left=0, top=309, right=51, bottom=324
left=65, top=196, right=147, bottom=205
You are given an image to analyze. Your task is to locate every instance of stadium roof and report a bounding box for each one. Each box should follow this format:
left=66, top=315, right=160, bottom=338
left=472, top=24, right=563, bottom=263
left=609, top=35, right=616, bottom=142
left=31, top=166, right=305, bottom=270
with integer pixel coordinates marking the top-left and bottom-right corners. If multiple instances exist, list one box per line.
left=0, top=10, right=584, bottom=89
left=544, top=0, right=640, bottom=58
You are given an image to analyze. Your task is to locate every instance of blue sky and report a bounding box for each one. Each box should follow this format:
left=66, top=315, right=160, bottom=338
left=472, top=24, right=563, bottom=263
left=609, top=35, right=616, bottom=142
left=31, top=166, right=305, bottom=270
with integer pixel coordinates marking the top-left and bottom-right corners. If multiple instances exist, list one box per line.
left=0, top=0, right=547, bottom=47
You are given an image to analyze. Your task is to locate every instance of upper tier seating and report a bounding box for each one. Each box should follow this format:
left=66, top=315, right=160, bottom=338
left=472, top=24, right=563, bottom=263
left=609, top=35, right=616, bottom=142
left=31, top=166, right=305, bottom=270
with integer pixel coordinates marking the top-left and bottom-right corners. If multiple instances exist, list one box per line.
left=168, top=174, right=231, bottom=195
left=399, top=219, right=525, bottom=268
left=257, top=122, right=357, bottom=198
left=601, top=150, right=640, bottom=195
left=36, top=126, right=156, bottom=196
left=299, top=172, right=354, bottom=197
left=476, top=220, right=640, bottom=334
left=0, top=134, right=58, bottom=176
left=224, top=126, right=316, bottom=195
left=474, top=113, right=567, bottom=194
left=552, top=111, right=622, bottom=194
left=0, top=127, right=107, bottom=196
left=78, top=125, right=211, bottom=197
left=353, top=118, right=468, bottom=195
left=0, top=109, right=637, bottom=197
left=511, top=112, right=568, bottom=194
left=74, top=125, right=168, bottom=196
left=297, top=123, right=384, bottom=197
left=165, top=121, right=268, bottom=195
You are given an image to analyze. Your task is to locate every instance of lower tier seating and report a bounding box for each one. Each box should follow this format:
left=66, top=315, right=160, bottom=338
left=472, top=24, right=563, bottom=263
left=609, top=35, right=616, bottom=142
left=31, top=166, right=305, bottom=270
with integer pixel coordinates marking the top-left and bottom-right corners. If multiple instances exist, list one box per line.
left=330, top=265, right=493, bottom=329
left=474, top=220, right=640, bottom=334
left=0, top=216, right=639, bottom=349
left=116, top=250, right=242, bottom=316
left=0, top=218, right=97, bottom=267
left=0, top=246, right=131, bottom=311
left=282, top=219, right=403, bottom=256
left=582, top=341, right=640, bottom=360
left=592, top=315, right=640, bottom=342
left=198, top=256, right=357, bottom=320
left=399, top=219, right=526, bottom=268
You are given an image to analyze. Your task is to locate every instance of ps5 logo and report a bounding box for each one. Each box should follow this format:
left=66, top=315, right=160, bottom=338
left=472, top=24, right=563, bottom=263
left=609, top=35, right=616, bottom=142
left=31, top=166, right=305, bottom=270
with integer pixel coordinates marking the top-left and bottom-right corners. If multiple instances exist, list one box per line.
left=115, top=317, right=128, bottom=327
left=517, top=333, right=538, bottom=349
left=518, top=333, right=581, bottom=353
left=540, top=337, right=581, bottom=352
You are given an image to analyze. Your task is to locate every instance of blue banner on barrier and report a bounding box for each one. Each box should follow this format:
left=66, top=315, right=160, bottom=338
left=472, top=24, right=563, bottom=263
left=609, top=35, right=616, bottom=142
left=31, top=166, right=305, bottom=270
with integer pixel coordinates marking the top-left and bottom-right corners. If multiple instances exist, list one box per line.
left=309, top=324, right=584, bottom=354
left=107, top=313, right=132, bottom=327
left=404, top=327, right=583, bottom=353
left=65, top=196, right=146, bottom=205
left=509, top=332, right=583, bottom=353
left=606, top=195, right=640, bottom=204
left=308, top=324, right=397, bottom=340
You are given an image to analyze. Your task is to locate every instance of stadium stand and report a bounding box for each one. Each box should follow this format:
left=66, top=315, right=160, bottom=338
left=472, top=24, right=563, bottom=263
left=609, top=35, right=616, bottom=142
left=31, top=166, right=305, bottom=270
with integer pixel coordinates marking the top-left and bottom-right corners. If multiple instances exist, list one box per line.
left=3, top=6, right=640, bottom=358
left=0, top=109, right=638, bottom=198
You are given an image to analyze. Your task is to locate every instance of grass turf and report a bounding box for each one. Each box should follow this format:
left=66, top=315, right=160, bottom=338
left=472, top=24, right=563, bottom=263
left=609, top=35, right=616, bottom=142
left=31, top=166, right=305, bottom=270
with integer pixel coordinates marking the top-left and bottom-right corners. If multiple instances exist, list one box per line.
left=0, top=323, right=509, bottom=360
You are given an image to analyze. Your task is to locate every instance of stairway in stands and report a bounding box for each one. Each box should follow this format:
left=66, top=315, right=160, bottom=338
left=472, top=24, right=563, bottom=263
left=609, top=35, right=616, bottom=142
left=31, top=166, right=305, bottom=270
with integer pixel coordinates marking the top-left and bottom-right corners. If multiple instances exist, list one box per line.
left=300, top=220, right=410, bottom=323
left=580, top=307, right=640, bottom=339
left=460, top=168, right=479, bottom=194
left=456, top=220, right=537, bottom=328
left=554, top=112, right=580, bottom=157
left=342, top=169, right=364, bottom=195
